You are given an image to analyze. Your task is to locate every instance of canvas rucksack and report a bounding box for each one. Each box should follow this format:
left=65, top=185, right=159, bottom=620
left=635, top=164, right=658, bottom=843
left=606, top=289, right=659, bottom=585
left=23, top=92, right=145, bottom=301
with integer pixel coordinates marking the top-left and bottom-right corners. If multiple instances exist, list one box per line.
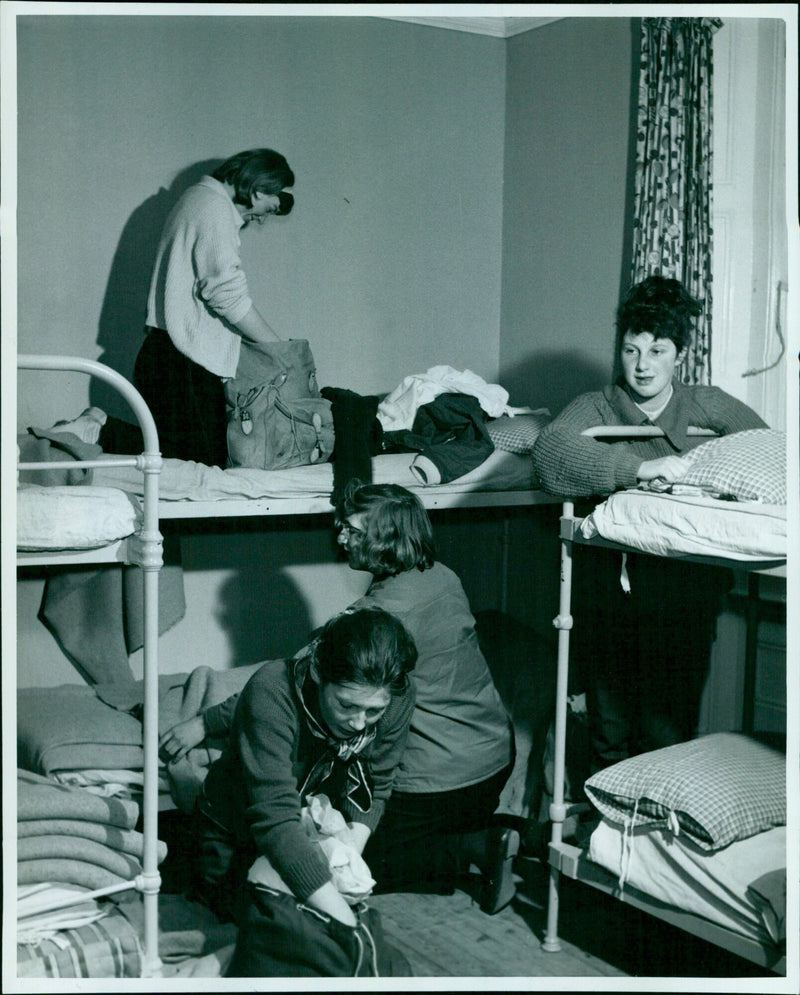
left=224, top=339, right=335, bottom=471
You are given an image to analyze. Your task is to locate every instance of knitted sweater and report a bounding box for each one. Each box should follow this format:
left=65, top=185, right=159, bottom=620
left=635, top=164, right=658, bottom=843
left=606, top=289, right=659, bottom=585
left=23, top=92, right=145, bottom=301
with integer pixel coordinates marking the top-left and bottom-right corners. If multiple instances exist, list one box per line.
left=533, top=380, right=767, bottom=498
left=201, top=656, right=415, bottom=902
left=146, top=176, right=252, bottom=378
left=351, top=563, right=513, bottom=793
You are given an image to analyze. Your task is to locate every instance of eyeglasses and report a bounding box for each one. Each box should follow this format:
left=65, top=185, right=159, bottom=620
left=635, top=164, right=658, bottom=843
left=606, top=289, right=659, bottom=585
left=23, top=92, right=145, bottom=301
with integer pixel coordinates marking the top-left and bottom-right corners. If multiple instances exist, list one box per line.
left=339, top=521, right=365, bottom=539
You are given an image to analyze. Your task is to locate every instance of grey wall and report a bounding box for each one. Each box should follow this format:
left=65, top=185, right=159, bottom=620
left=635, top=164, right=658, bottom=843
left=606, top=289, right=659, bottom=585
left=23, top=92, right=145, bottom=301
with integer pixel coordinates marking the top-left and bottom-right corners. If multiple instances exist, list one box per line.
left=500, top=17, right=636, bottom=418
left=16, top=15, right=507, bottom=428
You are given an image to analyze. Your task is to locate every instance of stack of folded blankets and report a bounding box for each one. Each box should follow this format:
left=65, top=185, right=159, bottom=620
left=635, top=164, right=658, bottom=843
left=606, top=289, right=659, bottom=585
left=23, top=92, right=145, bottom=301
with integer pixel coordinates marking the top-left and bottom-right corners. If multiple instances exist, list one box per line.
left=17, top=768, right=166, bottom=892
left=16, top=769, right=168, bottom=977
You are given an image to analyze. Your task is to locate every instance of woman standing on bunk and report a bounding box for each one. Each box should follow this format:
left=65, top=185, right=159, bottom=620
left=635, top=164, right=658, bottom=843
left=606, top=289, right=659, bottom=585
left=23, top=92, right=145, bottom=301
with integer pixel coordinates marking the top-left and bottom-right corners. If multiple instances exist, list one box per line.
left=61, top=147, right=296, bottom=467
left=533, top=274, right=768, bottom=777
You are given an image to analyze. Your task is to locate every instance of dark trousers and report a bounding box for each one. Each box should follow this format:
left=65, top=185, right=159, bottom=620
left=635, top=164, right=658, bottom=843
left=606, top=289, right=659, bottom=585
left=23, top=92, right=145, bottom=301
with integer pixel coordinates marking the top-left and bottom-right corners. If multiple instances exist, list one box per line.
left=99, top=329, right=228, bottom=468
left=362, top=765, right=511, bottom=895
left=570, top=547, right=729, bottom=773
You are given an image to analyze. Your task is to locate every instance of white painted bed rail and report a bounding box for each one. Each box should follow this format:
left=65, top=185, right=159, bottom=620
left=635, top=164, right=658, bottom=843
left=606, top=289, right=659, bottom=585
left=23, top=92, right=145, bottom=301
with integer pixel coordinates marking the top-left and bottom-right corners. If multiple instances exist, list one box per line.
left=16, top=355, right=164, bottom=978
left=541, top=424, right=787, bottom=971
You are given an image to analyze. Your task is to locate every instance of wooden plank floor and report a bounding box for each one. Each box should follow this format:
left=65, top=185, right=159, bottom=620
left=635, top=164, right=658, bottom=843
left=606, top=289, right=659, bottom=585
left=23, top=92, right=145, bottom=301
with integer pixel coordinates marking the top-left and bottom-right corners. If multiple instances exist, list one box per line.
left=156, top=813, right=777, bottom=984
left=367, top=856, right=778, bottom=983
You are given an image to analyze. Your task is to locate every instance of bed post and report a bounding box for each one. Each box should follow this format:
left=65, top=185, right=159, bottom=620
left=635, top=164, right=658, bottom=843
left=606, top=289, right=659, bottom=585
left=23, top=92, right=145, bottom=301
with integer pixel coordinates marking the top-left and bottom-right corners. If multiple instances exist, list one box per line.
left=17, top=355, right=165, bottom=977
left=131, top=444, right=164, bottom=979
left=541, top=499, right=574, bottom=952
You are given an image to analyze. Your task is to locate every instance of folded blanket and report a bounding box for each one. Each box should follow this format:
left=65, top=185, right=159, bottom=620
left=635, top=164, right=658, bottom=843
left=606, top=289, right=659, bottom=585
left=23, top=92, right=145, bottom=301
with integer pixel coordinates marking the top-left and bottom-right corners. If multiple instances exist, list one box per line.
left=18, top=685, right=145, bottom=776
left=18, top=770, right=139, bottom=830
left=18, top=819, right=157, bottom=861
left=17, top=836, right=149, bottom=881
left=18, top=859, right=135, bottom=891
left=18, top=666, right=263, bottom=813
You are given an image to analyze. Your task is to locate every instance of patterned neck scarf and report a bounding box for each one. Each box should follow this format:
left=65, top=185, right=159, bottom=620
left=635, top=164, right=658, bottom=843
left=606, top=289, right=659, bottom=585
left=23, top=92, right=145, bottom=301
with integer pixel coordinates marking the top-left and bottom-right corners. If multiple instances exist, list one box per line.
left=293, top=651, right=376, bottom=813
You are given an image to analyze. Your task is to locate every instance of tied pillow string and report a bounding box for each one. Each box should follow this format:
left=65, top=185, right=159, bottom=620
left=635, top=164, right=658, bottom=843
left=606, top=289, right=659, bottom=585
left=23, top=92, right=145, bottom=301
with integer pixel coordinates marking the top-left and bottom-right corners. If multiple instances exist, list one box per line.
left=619, top=552, right=631, bottom=594
left=619, top=796, right=640, bottom=893
left=618, top=802, right=681, bottom=894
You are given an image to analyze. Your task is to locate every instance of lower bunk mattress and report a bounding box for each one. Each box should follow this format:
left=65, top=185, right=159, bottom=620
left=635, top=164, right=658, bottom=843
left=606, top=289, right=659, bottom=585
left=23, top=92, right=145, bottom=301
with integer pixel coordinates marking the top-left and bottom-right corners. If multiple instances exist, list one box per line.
left=580, top=732, right=787, bottom=968
left=579, top=489, right=786, bottom=563
left=587, top=819, right=786, bottom=953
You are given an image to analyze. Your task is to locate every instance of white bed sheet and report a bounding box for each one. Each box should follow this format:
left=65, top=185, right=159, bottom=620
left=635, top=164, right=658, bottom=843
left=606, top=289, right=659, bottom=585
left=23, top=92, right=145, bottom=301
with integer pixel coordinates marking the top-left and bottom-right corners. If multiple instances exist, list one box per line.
left=91, top=448, right=537, bottom=503
left=580, top=490, right=786, bottom=561
left=588, top=817, right=786, bottom=946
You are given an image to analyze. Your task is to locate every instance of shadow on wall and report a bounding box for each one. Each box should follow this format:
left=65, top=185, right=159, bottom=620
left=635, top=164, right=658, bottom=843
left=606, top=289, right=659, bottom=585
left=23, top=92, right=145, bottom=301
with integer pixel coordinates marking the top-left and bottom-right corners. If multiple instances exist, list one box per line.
left=194, top=524, right=346, bottom=667
left=213, top=568, right=314, bottom=667
left=503, top=349, right=612, bottom=418
left=91, top=158, right=224, bottom=417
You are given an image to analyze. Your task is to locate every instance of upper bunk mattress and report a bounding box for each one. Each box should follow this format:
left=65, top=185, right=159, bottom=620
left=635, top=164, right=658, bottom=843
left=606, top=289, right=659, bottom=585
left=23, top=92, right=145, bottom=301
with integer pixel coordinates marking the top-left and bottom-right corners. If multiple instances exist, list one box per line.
left=17, top=484, right=141, bottom=552
left=91, top=449, right=538, bottom=503
left=580, top=490, right=786, bottom=562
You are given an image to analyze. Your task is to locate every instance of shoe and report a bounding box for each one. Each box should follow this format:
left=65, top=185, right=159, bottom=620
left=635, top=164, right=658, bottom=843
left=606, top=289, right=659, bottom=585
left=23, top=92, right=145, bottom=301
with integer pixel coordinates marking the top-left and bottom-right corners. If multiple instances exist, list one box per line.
left=519, top=820, right=551, bottom=864
left=480, top=826, right=519, bottom=915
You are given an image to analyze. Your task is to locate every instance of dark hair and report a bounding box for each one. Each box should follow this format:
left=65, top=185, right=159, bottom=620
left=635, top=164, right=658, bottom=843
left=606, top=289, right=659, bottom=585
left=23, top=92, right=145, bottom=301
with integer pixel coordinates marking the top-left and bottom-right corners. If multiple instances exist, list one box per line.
left=314, top=607, right=417, bottom=694
left=616, top=275, right=702, bottom=353
left=212, top=148, right=295, bottom=214
left=338, top=482, right=435, bottom=576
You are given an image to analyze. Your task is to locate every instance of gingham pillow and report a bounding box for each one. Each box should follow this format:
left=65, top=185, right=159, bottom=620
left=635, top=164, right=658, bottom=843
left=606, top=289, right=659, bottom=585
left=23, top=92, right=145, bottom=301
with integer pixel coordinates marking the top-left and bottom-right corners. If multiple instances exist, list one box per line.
left=487, top=411, right=551, bottom=454
left=584, top=733, right=785, bottom=851
left=680, top=429, right=786, bottom=503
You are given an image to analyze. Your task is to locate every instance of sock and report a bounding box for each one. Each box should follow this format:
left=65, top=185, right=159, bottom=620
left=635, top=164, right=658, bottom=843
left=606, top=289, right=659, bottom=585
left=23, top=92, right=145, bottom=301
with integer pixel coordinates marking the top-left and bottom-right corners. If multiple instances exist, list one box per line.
left=51, top=407, right=107, bottom=445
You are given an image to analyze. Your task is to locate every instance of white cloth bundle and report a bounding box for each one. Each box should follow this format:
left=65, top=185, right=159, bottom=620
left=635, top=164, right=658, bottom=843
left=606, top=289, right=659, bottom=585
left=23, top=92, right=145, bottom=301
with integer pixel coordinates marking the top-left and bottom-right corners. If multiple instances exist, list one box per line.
left=247, top=793, right=376, bottom=904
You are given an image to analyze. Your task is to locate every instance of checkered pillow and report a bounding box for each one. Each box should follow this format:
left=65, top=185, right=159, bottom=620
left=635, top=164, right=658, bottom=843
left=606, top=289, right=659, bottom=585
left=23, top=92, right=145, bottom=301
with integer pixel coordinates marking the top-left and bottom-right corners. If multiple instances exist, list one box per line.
left=486, top=411, right=551, bottom=454
left=680, top=429, right=786, bottom=503
left=584, top=733, right=785, bottom=851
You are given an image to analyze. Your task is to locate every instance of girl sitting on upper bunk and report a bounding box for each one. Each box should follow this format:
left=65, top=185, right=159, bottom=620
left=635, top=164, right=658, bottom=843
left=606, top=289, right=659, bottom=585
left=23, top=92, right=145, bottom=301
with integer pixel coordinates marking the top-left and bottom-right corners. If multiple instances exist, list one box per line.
left=161, top=606, right=417, bottom=978
left=532, top=274, right=768, bottom=777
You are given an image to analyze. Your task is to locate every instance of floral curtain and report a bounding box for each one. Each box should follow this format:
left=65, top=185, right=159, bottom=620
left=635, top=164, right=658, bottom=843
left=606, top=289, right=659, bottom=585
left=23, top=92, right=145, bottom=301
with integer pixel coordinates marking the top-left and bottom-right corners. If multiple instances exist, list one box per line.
left=630, top=17, right=722, bottom=384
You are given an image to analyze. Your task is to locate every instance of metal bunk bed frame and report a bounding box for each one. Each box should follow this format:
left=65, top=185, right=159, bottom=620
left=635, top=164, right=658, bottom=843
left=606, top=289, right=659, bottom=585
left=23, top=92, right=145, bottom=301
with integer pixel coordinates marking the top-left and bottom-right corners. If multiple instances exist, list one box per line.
left=541, top=425, right=787, bottom=973
left=16, top=354, right=164, bottom=978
